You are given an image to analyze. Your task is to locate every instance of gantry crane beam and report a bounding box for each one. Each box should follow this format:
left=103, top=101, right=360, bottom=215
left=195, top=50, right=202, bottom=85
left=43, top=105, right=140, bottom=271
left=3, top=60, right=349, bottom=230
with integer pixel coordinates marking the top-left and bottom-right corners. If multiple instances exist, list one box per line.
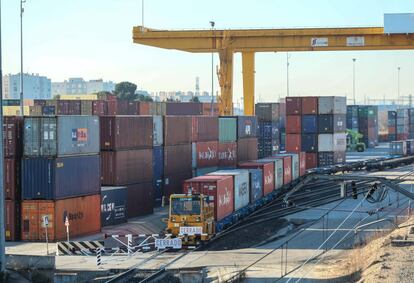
left=133, top=26, right=414, bottom=115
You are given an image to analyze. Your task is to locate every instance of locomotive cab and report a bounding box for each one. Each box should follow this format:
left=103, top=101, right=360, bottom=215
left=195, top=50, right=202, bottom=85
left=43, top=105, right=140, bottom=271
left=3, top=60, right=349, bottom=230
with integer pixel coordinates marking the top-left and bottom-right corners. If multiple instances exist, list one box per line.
left=166, top=193, right=215, bottom=245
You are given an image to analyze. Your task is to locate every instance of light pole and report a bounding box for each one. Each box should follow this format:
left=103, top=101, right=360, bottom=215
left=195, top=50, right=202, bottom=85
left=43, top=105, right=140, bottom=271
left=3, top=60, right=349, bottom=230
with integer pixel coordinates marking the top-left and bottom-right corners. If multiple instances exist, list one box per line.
left=398, top=66, right=401, bottom=106
left=352, top=58, right=356, bottom=105
left=0, top=0, right=6, bottom=275
left=210, top=21, right=215, bottom=115
left=141, top=0, right=144, bottom=31
left=20, top=0, right=26, bottom=116
left=286, top=53, right=290, bottom=97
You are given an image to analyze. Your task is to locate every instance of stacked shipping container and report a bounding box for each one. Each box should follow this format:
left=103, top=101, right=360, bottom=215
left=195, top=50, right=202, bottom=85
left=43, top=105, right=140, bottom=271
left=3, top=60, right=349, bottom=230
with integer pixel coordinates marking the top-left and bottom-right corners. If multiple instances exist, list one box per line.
left=21, top=116, right=101, bottom=241
left=255, top=103, right=280, bottom=158
left=357, top=106, right=379, bottom=148
left=388, top=111, right=397, bottom=142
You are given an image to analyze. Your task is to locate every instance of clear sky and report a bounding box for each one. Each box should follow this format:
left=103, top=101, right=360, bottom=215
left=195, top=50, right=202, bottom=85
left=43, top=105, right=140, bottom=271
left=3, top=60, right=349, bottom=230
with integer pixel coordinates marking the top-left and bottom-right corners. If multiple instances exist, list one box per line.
left=3, top=0, right=414, bottom=103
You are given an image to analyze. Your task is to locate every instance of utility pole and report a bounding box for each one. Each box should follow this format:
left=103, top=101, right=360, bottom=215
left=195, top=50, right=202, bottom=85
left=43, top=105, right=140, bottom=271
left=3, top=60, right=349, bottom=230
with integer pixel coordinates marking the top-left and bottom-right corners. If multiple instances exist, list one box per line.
left=286, top=53, right=290, bottom=97
left=352, top=58, right=356, bottom=105
left=20, top=0, right=26, bottom=116
left=210, top=21, right=215, bottom=115
left=141, top=0, right=144, bottom=30
left=397, top=66, right=401, bottom=106
left=0, top=0, right=6, bottom=274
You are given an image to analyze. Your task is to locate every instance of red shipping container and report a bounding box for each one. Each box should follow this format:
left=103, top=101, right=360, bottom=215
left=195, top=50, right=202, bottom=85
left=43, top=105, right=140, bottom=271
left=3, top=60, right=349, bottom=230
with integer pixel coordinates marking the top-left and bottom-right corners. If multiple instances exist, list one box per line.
left=137, top=102, right=151, bottom=115
left=4, top=116, right=23, bottom=158
left=192, top=116, right=219, bottom=142
left=183, top=175, right=234, bottom=221
left=164, top=144, right=192, bottom=175
left=100, top=116, right=153, bottom=150
left=305, top=153, right=318, bottom=169
left=285, top=97, right=301, bottom=115
left=68, top=100, right=81, bottom=115
left=286, top=134, right=301, bottom=153
left=4, top=158, right=19, bottom=200
left=101, top=149, right=153, bottom=185
left=21, top=195, right=101, bottom=241
left=218, top=142, right=237, bottom=168
left=193, top=141, right=219, bottom=168
left=126, top=182, right=153, bottom=218
left=272, top=155, right=292, bottom=185
left=202, top=103, right=219, bottom=116
left=5, top=200, right=20, bottom=241
left=299, top=152, right=306, bottom=176
left=164, top=172, right=193, bottom=200
left=286, top=115, right=301, bottom=134
left=107, top=100, right=129, bottom=115
left=237, top=138, right=258, bottom=162
left=164, top=116, right=193, bottom=145
left=238, top=161, right=274, bottom=196
left=301, top=97, right=318, bottom=114
left=92, top=100, right=107, bottom=116
left=57, top=100, right=69, bottom=115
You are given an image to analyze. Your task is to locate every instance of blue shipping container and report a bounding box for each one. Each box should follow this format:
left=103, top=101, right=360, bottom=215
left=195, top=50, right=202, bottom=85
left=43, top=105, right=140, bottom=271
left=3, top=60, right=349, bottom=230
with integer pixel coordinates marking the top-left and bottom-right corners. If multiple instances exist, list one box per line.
left=301, top=134, right=318, bottom=152
left=153, top=146, right=164, bottom=206
left=42, top=106, right=56, bottom=115
left=101, top=186, right=128, bottom=227
left=248, top=169, right=263, bottom=203
left=22, top=155, right=100, bottom=200
left=302, top=115, right=318, bottom=133
left=236, top=116, right=258, bottom=139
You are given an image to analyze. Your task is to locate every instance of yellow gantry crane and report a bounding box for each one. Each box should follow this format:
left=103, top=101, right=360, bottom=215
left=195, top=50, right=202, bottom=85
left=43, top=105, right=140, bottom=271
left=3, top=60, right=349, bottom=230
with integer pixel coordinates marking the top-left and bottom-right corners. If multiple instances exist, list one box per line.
left=133, top=26, right=414, bottom=116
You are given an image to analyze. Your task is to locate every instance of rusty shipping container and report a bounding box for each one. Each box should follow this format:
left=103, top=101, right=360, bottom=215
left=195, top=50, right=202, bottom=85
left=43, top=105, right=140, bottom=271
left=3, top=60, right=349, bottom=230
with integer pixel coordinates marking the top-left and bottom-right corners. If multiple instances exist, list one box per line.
left=107, top=100, right=128, bottom=115
left=5, top=200, right=20, bottom=241
left=237, top=138, right=258, bottom=162
left=4, top=116, right=23, bottom=158
left=164, top=116, right=193, bottom=145
left=202, top=103, right=219, bottom=116
left=218, top=142, right=237, bottom=168
left=4, top=158, right=20, bottom=200
left=21, top=194, right=101, bottom=241
left=301, top=97, right=318, bottom=115
left=192, top=141, right=219, bottom=168
left=164, top=144, right=192, bottom=175
left=305, top=152, right=318, bottom=169
left=166, top=102, right=203, bottom=115
left=183, top=175, right=234, bottom=221
left=126, top=183, right=153, bottom=218
left=101, top=149, right=153, bottom=185
left=92, top=100, right=107, bottom=116
left=164, top=172, right=193, bottom=200
left=192, top=116, right=219, bottom=142
left=238, top=161, right=274, bottom=196
left=100, top=116, right=153, bottom=150
left=285, top=134, right=301, bottom=153
left=285, top=97, right=301, bottom=115
left=286, top=115, right=301, bottom=134
left=137, top=102, right=151, bottom=115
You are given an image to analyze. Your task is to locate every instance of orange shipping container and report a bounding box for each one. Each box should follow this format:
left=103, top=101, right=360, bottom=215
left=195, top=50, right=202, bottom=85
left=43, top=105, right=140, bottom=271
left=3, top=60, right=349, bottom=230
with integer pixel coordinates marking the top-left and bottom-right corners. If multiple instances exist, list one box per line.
left=21, top=194, right=101, bottom=241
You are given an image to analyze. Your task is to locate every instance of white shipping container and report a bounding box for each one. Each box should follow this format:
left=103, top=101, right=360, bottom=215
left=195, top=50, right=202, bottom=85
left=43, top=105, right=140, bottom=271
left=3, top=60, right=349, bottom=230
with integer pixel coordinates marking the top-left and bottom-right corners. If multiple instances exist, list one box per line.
left=390, top=141, right=407, bottom=156
left=291, top=154, right=299, bottom=181
left=318, top=134, right=334, bottom=152
left=208, top=170, right=250, bottom=211
left=318, top=96, right=346, bottom=115
left=258, top=158, right=284, bottom=189
left=384, top=13, right=414, bottom=34
left=333, top=133, right=347, bottom=152
left=153, top=115, right=163, bottom=146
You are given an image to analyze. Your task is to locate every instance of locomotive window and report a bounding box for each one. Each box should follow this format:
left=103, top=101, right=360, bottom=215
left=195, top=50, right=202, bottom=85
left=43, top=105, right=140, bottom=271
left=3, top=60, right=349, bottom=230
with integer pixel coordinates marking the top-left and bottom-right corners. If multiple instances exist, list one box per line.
left=171, top=197, right=201, bottom=215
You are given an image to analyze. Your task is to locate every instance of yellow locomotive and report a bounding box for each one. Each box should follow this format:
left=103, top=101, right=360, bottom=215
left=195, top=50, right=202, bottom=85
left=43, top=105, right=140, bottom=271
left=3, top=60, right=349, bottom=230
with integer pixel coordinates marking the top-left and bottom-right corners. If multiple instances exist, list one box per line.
left=166, top=193, right=215, bottom=245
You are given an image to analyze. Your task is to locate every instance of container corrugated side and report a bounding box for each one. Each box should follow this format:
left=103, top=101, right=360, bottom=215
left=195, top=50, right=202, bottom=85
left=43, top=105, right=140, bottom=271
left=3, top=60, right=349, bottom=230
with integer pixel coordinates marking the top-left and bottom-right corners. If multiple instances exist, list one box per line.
left=164, top=144, right=192, bottom=175
left=22, top=155, right=100, bottom=200
left=218, top=142, right=237, bottom=168
left=219, top=118, right=237, bottom=142
left=153, top=146, right=164, bottom=206
left=207, top=170, right=250, bottom=211
left=247, top=169, right=263, bottom=204
left=153, top=115, right=163, bottom=146
left=192, top=116, right=219, bottom=142
left=5, top=200, right=20, bottom=241
left=238, top=161, right=274, bottom=196
left=318, top=134, right=334, bottom=152
left=164, top=116, right=192, bottom=145
left=237, top=116, right=258, bottom=139
left=101, top=186, right=127, bottom=227
left=126, top=183, right=153, bottom=218
left=5, top=158, right=20, bottom=200
left=192, top=141, right=219, bottom=168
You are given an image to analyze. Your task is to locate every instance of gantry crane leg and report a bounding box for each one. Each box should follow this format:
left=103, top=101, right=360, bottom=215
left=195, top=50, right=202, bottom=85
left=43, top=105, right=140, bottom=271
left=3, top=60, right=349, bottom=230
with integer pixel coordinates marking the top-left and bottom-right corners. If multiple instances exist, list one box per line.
left=242, top=52, right=255, bottom=116
left=217, top=48, right=234, bottom=115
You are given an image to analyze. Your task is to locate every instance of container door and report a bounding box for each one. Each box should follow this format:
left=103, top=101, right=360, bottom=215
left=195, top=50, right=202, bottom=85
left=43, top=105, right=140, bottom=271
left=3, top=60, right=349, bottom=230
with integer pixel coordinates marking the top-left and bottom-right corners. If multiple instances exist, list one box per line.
left=21, top=202, right=39, bottom=241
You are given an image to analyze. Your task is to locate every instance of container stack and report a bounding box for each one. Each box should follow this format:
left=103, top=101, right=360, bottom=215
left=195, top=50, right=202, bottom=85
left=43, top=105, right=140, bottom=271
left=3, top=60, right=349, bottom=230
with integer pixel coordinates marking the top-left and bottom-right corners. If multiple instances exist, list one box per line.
left=357, top=106, right=378, bottom=148
left=21, top=116, right=101, bottom=241
left=317, top=97, right=347, bottom=167
left=152, top=115, right=164, bottom=207
left=218, top=117, right=238, bottom=169
left=388, top=111, right=397, bottom=142
left=346, top=105, right=359, bottom=131
left=191, top=116, right=219, bottom=177
left=4, top=116, right=23, bottom=241
left=163, top=116, right=193, bottom=200
left=396, top=109, right=409, bottom=141
left=234, top=116, right=258, bottom=162
left=100, top=116, right=154, bottom=218
left=255, top=103, right=280, bottom=158
left=408, top=109, right=414, bottom=139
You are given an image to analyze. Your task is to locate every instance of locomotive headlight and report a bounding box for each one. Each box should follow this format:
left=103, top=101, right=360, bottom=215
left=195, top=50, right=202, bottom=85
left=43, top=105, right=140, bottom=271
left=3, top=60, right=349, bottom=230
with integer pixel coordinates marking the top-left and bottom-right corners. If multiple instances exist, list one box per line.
left=171, top=217, right=176, bottom=222
left=196, top=217, right=201, bottom=222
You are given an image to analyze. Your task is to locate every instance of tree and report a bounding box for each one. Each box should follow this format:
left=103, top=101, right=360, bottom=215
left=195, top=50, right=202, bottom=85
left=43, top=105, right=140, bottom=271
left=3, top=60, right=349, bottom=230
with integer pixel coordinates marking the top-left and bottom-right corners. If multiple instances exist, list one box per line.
left=139, top=94, right=153, bottom=102
left=190, top=96, right=200, bottom=103
left=114, top=82, right=138, bottom=101
left=96, top=91, right=113, bottom=100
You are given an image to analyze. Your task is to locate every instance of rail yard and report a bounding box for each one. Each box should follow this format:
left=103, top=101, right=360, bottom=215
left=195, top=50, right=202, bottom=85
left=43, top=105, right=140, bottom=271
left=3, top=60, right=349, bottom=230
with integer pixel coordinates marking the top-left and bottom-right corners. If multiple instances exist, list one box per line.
left=2, top=2, right=414, bottom=283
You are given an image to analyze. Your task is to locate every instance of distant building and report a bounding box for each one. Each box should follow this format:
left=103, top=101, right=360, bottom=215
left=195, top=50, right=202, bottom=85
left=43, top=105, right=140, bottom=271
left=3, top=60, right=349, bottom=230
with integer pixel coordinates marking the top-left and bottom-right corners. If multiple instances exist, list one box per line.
left=52, top=78, right=115, bottom=96
left=2, top=73, right=51, bottom=99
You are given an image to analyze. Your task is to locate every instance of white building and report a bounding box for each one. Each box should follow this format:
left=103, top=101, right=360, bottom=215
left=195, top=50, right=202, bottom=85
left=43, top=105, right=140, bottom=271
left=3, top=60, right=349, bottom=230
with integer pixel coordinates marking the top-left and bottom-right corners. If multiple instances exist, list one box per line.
left=52, top=78, right=115, bottom=96
left=2, top=73, right=51, bottom=99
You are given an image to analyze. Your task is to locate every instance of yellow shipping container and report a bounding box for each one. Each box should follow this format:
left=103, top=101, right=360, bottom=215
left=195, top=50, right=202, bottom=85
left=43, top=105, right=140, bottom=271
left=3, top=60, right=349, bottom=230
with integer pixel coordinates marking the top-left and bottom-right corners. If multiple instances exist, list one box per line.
left=58, top=94, right=97, bottom=100
left=3, top=106, right=30, bottom=116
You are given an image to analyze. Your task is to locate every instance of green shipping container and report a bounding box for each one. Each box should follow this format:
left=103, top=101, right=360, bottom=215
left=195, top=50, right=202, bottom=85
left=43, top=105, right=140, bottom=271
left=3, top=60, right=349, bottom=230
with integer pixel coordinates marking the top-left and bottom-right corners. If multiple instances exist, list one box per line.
left=219, top=117, right=237, bottom=142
